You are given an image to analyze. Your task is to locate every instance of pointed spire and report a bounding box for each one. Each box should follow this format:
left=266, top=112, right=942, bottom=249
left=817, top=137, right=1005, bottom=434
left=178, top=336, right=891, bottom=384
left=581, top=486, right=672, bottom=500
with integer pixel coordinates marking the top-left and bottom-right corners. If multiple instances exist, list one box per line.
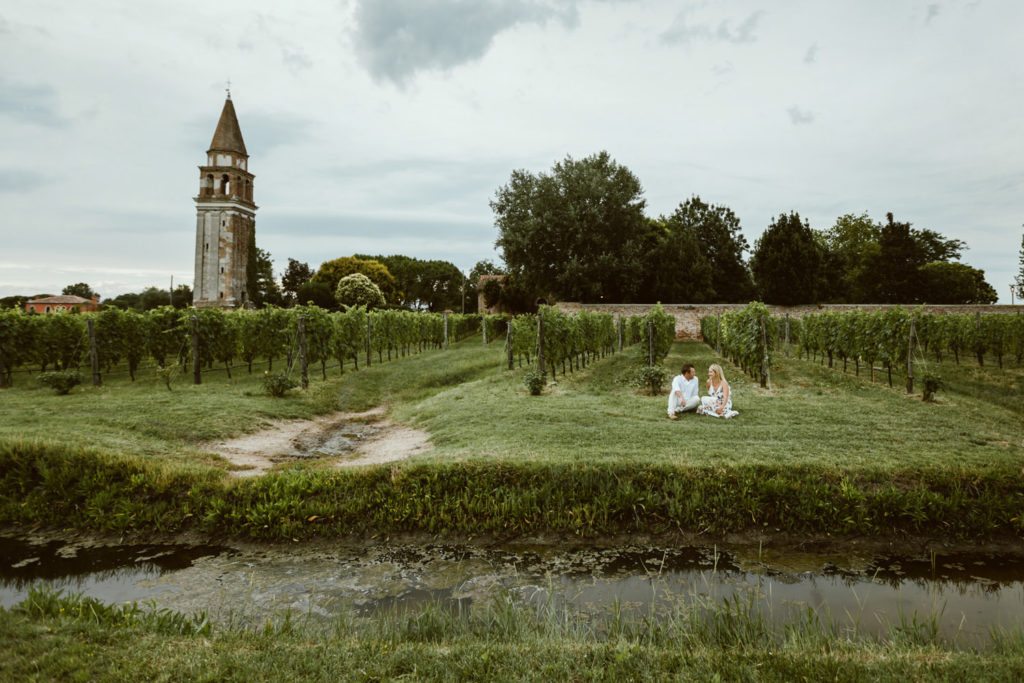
left=208, top=97, right=247, bottom=157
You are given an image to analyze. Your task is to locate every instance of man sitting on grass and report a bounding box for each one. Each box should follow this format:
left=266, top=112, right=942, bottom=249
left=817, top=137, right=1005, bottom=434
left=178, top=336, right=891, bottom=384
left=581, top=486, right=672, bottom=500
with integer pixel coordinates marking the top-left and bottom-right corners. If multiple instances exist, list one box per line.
left=667, top=363, right=700, bottom=419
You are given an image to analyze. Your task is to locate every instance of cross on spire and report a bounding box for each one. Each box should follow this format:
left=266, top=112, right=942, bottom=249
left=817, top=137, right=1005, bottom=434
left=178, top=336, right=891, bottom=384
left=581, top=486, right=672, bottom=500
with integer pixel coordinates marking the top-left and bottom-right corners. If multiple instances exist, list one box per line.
left=225, top=78, right=232, bottom=100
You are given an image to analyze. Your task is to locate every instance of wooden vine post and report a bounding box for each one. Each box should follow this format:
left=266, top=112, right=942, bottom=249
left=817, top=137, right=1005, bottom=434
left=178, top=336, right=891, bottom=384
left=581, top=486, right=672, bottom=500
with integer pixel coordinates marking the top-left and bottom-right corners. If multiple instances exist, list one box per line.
left=537, top=312, right=546, bottom=376
left=190, top=316, right=201, bottom=385
left=906, top=316, right=915, bottom=394
left=87, top=317, right=101, bottom=387
left=506, top=324, right=513, bottom=371
left=617, top=314, right=623, bottom=353
left=365, top=316, right=371, bottom=367
left=784, top=314, right=790, bottom=357
left=716, top=315, right=722, bottom=356
left=443, top=311, right=449, bottom=349
left=647, top=320, right=655, bottom=366
left=482, top=314, right=487, bottom=346
left=297, top=315, right=309, bottom=389
left=759, top=315, right=769, bottom=389
left=0, top=347, right=7, bottom=389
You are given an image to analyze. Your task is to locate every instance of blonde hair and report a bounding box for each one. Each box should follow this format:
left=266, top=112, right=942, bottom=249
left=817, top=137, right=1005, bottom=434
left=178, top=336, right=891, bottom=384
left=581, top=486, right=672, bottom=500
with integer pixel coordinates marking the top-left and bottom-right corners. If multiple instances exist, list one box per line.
left=708, top=364, right=727, bottom=384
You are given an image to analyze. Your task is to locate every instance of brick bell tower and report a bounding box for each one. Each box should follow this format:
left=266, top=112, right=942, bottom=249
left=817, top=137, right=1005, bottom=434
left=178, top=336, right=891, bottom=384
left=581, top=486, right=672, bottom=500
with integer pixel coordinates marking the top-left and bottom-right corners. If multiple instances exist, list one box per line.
left=193, top=92, right=257, bottom=309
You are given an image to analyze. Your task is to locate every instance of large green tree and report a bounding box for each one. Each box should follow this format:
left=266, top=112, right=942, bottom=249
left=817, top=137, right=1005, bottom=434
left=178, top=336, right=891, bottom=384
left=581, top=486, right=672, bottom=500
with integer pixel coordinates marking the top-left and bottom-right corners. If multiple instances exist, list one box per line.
left=281, top=258, right=312, bottom=305
left=356, top=254, right=465, bottom=311
left=750, top=212, right=823, bottom=305
left=492, top=151, right=650, bottom=303
left=312, top=256, right=398, bottom=304
left=638, top=216, right=714, bottom=303
left=918, top=261, right=998, bottom=304
left=62, top=283, right=98, bottom=299
left=247, top=247, right=283, bottom=308
left=819, top=212, right=881, bottom=302
left=661, top=197, right=751, bottom=302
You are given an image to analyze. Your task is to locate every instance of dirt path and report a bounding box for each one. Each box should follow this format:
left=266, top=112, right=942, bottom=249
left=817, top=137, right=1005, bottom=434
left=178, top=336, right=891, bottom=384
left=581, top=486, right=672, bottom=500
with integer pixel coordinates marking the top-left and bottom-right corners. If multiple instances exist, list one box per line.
left=201, top=407, right=432, bottom=477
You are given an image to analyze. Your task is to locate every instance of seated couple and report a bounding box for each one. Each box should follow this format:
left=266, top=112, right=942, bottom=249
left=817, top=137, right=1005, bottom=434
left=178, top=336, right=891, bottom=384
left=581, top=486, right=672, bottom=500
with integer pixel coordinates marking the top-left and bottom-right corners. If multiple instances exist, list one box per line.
left=667, top=363, right=739, bottom=420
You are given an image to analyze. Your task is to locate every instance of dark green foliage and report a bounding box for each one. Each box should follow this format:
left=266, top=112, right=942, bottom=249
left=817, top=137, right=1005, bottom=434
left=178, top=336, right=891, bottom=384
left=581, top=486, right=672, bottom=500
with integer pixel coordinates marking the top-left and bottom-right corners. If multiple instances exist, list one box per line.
left=280, top=258, right=312, bottom=304
left=670, top=196, right=754, bottom=302
left=629, top=363, right=668, bottom=395
left=523, top=370, right=545, bottom=395
left=37, top=370, right=82, bottom=394
left=919, top=261, right=998, bottom=304
left=61, top=282, right=97, bottom=299
left=261, top=372, right=298, bottom=397
left=922, top=372, right=943, bottom=402
left=247, top=246, right=283, bottom=308
left=294, top=281, right=338, bottom=310
left=751, top=211, right=822, bottom=305
left=492, top=151, right=650, bottom=302
left=357, top=254, right=466, bottom=312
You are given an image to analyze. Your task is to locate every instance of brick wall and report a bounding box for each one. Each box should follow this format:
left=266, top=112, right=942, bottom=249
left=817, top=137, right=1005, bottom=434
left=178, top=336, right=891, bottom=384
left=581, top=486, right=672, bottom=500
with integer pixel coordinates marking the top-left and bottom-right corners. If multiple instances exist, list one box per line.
left=554, top=302, right=1024, bottom=341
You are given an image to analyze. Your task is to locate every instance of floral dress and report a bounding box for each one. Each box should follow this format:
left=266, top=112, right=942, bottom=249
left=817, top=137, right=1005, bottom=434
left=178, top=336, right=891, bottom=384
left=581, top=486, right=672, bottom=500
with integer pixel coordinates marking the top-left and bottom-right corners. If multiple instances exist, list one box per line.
left=697, top=381, right=739, bottom=419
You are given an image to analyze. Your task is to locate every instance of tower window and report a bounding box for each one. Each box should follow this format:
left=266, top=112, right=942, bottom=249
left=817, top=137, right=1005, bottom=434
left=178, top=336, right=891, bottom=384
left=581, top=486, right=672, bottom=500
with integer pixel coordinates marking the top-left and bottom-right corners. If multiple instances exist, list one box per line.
left=220, top=174, right=229, bottom=194
left=220, top=267, right=224, bottom=273
left=220, top=292, right=224, bottom=299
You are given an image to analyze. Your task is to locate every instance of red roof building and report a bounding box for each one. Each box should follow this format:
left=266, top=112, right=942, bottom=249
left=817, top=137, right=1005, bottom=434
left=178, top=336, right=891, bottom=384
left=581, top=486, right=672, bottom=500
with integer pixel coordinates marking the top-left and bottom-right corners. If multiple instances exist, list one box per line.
left=25, top=295, right=99, bottom=314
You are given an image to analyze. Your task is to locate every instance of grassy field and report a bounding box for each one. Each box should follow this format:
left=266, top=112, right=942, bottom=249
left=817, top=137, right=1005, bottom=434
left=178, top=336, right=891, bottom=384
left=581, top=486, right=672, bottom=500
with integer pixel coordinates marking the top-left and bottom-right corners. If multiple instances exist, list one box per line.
left=1, top=336, right=1022, bottom=540
left=3, top=338, right=1024, bottom=679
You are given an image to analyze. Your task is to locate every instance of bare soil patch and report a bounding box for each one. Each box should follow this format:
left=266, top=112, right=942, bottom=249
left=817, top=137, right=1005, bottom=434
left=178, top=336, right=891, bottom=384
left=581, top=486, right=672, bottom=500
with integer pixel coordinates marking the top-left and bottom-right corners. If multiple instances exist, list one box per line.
left=201, top=406, right=432, bottom=476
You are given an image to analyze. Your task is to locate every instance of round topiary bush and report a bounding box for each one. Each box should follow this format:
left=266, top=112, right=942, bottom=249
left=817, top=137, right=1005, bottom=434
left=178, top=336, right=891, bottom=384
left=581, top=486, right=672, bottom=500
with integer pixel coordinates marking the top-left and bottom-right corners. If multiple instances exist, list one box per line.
left=335, top=273, right=386, bottom=310
left=523, top=370, right=545, bottom=396
left=261, top=372, right=299, bottom=397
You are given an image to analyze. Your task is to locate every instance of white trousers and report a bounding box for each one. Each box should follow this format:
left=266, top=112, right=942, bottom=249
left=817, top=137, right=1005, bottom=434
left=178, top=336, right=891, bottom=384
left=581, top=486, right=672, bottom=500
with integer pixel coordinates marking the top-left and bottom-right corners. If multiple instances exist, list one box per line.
left=668, top=393, right=700, bottom=415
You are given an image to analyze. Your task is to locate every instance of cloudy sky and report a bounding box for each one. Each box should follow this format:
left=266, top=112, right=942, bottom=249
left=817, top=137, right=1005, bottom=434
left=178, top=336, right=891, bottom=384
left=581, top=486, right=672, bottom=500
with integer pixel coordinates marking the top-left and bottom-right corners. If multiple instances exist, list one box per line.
left=1, top=0, right=1021, bottom=302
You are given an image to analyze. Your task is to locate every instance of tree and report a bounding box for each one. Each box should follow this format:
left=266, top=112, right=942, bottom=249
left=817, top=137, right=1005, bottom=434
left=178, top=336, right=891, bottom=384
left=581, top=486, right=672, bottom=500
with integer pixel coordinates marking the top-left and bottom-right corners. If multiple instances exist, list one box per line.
left=312, top=256, right=398, bottom=304
left=62, top=283, right=98, bottom=299
left=638, top=216, right=714, bottom=303
left=357, top=254, right=466, bottom=311
left=870, top=213, right=929, bottom=303
left=295, top=281, right=338, bottom=310
left=246, top=247, right=283, bottom=308
left=750, top=212, right=823, bottom=305
left=819, top=212, right=881, bottom=302
left=492, top=151, right=650, bottom=302
left=281, top=258, right=312, bottom=303
left=335, top=273, right=385, bottom=309
left=919, top=261, right=998, bottom=304
left=667, top=197, right=754, bottom=303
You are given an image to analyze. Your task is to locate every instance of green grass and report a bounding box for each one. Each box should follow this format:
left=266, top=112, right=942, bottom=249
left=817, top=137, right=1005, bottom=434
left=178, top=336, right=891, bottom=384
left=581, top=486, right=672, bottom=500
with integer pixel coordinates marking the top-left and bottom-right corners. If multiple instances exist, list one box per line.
left=1, top=337, right=1022, bottom=540
left=3, top=587, right=1024, bottom=681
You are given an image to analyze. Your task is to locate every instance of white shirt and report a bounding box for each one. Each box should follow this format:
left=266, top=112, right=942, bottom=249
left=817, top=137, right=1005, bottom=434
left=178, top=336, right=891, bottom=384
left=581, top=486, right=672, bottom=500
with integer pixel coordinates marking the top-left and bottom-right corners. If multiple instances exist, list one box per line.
left=672, top=374, right=699, bottom=400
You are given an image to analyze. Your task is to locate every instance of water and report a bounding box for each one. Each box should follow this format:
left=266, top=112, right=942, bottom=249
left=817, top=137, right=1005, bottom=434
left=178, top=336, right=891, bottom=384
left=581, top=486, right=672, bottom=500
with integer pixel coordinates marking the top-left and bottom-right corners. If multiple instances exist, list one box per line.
left=3, top=534, right=1024, bottom=646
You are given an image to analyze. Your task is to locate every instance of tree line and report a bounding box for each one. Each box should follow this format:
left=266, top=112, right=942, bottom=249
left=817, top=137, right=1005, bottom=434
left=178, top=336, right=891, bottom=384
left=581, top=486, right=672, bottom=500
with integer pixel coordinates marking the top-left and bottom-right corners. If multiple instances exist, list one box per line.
left=491, top=151, right=1002, bottom=306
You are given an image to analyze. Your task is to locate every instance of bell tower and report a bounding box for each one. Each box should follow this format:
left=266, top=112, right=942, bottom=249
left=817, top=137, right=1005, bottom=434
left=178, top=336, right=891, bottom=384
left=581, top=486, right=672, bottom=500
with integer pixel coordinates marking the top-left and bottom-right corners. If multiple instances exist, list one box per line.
left=193, top=92, right=257, bottom=308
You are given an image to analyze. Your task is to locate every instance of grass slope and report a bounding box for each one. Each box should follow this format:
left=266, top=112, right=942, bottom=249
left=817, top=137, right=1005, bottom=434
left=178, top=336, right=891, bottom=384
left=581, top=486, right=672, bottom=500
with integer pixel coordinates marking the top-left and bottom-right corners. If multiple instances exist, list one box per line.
left=1, top=337, right=1022, bottom=540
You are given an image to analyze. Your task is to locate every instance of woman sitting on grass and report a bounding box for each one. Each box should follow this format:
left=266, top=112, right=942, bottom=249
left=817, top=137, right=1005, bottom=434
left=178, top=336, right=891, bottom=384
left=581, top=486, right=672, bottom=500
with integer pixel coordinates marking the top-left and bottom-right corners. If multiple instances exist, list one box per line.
left=697, top=364, right=738, bottom=419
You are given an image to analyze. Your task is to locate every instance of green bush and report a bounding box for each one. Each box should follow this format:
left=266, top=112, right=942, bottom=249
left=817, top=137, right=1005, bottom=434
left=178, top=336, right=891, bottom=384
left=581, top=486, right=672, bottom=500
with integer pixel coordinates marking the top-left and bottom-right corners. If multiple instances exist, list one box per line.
left=922, top=372, right=943, bottom=402
left=37, top=371, right=82, bottom=395
left=261, top=371, right=299, bottom=397
left=523, top=370, right=545, bottom=396
left=629, top=364, right=668, bottom=396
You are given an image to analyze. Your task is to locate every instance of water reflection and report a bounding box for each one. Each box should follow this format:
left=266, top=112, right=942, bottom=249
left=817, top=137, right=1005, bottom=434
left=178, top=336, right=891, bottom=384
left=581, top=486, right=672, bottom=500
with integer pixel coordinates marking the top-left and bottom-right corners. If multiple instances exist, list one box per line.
left=2, top=535, right=1023, bottom=646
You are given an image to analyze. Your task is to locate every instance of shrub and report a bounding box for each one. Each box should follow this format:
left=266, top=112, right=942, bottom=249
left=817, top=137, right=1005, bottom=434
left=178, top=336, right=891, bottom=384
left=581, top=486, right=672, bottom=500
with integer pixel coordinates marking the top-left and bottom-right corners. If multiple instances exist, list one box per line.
left=262, top=371, right=299, bottom=397
left=922, top=372, right=943, bottom=402
left=629, top=364, right=668, bottom=396
left=335, top=273, right=386, bottom=310
left=37, top=371, right=82, bottom=395
left=523, top=370, right=545, bottom=396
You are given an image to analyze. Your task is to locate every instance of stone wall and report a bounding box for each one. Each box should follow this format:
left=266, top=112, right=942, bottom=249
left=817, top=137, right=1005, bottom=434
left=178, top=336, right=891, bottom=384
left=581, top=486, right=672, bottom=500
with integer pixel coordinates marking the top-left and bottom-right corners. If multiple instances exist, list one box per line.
left=554, top=302, right=1023, bottom=341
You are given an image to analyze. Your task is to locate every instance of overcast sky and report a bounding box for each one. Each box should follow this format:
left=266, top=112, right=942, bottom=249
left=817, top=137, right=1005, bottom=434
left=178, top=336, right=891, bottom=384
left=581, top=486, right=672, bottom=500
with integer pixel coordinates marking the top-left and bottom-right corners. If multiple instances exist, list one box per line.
left=1, top=0, right=1021, bottom=302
